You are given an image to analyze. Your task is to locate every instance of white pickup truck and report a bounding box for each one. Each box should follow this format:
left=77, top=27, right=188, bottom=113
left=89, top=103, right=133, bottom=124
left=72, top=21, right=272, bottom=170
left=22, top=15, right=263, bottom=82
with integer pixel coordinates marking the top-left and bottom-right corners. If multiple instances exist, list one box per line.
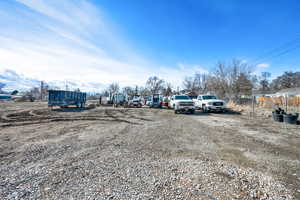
left=169, top=95, right=195, bottom=114
left=193, top=95, right=226, bottom=112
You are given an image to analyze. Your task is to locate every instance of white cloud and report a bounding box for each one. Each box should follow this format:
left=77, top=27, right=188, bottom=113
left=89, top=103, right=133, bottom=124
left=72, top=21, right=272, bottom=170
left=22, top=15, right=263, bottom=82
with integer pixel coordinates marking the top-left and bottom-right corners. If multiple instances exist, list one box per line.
left=0, top=0, right=151, bottom=87
left=0, top=0, right=208, bottom=91
left=252, top=63, right=271, bottom=76
left=256, top=63, right=270, bottom=68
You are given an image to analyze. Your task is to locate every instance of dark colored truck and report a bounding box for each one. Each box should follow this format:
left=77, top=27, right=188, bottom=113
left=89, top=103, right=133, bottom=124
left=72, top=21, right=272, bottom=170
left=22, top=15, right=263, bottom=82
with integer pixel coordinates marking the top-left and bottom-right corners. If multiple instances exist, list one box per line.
left=48, top=90, right=86, bottom=108
left=150, top=94, right=162, bottom=108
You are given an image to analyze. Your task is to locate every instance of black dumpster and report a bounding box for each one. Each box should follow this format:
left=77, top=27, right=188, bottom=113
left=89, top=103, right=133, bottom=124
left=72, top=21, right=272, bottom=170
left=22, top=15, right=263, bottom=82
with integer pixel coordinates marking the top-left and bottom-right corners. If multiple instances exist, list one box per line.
left=272, top=108, right=285, bottom=122
left=283, top=113, right=299, bottom=125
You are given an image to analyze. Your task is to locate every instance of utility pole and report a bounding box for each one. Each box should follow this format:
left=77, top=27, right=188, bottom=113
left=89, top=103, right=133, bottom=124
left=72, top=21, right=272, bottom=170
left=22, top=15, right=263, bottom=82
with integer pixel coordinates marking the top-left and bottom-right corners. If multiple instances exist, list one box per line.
left=40, top=81, right=44, bottom=101
left=285, top=93, right=288, bottom=113
left=252, top=95, right=255, bottom=118
left=65, top=80, right=69, bottom=91
left=135, top=85, right=138, bottom=96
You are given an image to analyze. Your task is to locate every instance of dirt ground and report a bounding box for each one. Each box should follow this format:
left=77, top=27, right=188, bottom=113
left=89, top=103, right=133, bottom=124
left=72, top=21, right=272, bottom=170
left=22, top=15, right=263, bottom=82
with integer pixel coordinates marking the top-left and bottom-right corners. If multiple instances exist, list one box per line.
left=0, top=101, right=299, bottom=199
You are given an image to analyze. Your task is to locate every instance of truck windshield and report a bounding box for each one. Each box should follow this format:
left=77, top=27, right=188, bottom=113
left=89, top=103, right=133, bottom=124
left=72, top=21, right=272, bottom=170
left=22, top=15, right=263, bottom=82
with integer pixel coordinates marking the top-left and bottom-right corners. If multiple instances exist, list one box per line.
left=189, top=96, right=197, bottom=99
left=202, top=96, right=217, bottom=100
left=175, top=96, right=190, bottom=100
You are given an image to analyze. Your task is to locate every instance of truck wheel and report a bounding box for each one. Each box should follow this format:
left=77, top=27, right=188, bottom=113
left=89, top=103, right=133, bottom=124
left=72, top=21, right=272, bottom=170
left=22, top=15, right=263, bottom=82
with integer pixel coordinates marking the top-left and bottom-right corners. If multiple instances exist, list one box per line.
left=203, top=105, right=208, bottom=113
left=174, top=110, right=178, bottom=114
left=190, top=109, right=195, bottom=114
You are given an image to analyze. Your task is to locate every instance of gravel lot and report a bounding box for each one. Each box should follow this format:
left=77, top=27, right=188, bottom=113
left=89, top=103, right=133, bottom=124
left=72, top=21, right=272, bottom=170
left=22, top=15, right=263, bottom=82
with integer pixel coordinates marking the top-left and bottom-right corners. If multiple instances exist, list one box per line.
left=0, top=102, right=299, bottom=199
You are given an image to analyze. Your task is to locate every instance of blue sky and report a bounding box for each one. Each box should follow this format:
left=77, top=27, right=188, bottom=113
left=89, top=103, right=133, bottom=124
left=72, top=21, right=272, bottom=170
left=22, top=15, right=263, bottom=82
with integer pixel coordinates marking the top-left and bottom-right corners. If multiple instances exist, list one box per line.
left=0, top=0, right=300, bottom=89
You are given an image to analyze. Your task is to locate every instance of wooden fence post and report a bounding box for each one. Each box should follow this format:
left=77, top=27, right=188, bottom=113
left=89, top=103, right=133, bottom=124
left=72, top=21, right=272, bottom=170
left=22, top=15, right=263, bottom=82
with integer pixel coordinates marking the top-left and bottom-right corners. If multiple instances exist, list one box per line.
left=252, top=95, right=255, bottom=118
left=285, top=94, right=288, bottom=113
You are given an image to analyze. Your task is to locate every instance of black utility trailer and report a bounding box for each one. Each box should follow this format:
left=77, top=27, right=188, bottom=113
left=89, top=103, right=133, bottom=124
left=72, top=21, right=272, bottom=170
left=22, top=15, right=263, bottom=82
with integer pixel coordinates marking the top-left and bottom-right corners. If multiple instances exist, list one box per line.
left=48, top=90, right=86, bottom=108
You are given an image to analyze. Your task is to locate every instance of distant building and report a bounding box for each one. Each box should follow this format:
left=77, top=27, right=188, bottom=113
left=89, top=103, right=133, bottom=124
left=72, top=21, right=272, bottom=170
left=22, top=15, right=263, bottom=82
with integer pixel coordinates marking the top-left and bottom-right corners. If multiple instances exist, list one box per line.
left=251, top=89, right=274, bottom=97
left=0, top=94, right=12, bottom=100
left=274, top=87, right=300, bottom=97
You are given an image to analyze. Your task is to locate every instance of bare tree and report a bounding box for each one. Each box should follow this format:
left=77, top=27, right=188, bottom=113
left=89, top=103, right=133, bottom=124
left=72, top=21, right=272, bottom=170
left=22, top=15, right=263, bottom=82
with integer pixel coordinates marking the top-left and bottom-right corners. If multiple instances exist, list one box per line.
left=146, top=76, right=165, bottom=94
left=26, top=87, right=40, bottom=99
left=162, top=82, right=173, bottom=96
left=259, top=72, right=271, bottom=94
left=101, top=90, right=109, bottom=97
left=229, top=59, right=253, bottom=100
left=182, top=73, right=208, bottom=95
left=122, top=86, right=135, bottom=97
left=207, top=62, right=229, bottom=99
left=139, top=86, right=151, bottom=97
left=207, top=59, right=253, bottom=101
left=108, top=83, right=120, bottom=95
left=235, top=73, right=253, bottom=96
left=182, top=76, right=194, bottom=93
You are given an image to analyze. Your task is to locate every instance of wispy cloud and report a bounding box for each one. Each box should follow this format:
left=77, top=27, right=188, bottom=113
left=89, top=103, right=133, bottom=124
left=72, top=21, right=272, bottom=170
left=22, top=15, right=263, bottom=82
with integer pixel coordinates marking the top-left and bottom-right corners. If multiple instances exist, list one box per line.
left=0, top=0, right=207, bottom=90
left=256, top=63, right=270, bottom=68
left=252, top=63, right=270, bottom=76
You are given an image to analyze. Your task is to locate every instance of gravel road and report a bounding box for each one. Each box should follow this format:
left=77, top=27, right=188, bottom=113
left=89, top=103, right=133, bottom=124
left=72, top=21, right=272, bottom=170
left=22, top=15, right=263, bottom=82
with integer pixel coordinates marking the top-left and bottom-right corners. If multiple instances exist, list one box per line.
left=0, top=102, right=299, bottom=199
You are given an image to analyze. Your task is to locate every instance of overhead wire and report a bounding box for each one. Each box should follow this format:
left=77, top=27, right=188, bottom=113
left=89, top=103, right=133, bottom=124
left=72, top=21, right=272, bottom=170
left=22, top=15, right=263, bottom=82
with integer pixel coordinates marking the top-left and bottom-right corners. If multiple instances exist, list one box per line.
left=251, top=35, right=300, bottom=66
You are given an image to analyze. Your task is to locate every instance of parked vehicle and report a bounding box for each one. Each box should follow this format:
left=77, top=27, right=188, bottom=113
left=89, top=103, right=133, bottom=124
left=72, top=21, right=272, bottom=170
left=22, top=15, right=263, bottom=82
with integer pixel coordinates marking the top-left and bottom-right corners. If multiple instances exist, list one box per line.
left=128, top=99, right=142, bottom=108
left=145, top=98, right=152, bottom=107
left=169, top=95, right=195, bottom=114
left=48, top=90, right=86, bottom=108
left=193, top=95, right=226, bottom=112
left=112, top=93, right=126, bottom=106
left=13, top=95, right=35, bottom=102
left=150, top=94, right=162, bottom=108
left=161, top=96, right=169, bottom=107
left=188, top=95, right=198, bottom=100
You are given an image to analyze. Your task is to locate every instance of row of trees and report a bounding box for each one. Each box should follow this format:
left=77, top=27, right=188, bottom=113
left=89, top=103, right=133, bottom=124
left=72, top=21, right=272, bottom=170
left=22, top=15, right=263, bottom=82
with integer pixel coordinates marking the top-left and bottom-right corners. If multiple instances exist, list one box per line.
left=182, top=60, right=254, bottom=101
left=270, top=72, right=300, bottom=91
left=104, top=76, right=173, bottom=99
left=181, top=60, right=300, bottom=101
left=103, top=59, right=300, bottom=102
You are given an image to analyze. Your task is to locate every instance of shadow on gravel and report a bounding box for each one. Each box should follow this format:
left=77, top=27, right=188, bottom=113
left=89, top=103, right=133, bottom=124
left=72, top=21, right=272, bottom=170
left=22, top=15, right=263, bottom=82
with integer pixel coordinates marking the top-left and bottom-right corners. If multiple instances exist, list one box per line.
left=290, top=120, right=300, bottom=125
left=51, top=107, right=95, bottom=112
left=216, top=109, right=241, bottom=115
left=193, top=111, right=210, bottom=116
left=193, top=109, right=241, bottom=116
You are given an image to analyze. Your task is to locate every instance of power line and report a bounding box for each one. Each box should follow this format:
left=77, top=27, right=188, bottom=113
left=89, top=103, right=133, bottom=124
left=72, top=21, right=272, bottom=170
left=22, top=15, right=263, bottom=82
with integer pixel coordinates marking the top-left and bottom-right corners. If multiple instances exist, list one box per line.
left=253, top=43, right=300, bottom=66
left=252, top=36, right=300, bottom=65
left=269, top=43, right=300, bottom=59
